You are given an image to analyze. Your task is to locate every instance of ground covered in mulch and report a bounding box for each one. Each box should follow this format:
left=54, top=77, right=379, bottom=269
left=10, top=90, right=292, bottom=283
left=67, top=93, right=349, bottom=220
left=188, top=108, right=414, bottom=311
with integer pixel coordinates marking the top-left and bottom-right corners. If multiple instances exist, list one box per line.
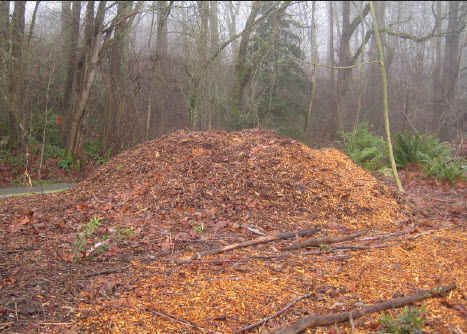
left=0, top=129, right=465, bottom=333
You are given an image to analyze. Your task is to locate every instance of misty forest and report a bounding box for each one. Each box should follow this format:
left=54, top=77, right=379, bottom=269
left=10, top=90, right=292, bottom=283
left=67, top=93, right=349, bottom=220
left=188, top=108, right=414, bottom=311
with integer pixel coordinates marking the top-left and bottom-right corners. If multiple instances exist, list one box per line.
left=1, top=1, right=466, bottom=165
left=0, top=2, right=466, bottom=334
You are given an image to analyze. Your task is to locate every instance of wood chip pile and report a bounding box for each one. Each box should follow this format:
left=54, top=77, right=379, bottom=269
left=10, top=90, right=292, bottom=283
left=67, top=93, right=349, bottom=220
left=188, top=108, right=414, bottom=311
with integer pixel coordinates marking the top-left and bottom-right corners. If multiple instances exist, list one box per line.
left=70, top=129, right=405, bottom=232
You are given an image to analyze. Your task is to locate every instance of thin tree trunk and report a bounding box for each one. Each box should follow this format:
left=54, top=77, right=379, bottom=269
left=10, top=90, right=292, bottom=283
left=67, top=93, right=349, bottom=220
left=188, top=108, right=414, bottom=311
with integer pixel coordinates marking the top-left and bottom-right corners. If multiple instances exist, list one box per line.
left=103, top=1, right=132, bottom=152
left=329, top=1, right=335, bottom=89
left=431, top=0, right=442, bottom=132
left=304, top=1, right=317, bottom=136
left=439, top=0, right=463, bottom=140
left=65, top=1, right=105, bottom=166
left=0, top=1, right=10, bottom=134
left=226, top=1, right=239, bottom=56
left=7, top=1, right=26, bottom=148
left=369, top=1, right=403, bottom=193
left=146, top=0, right=171, bottom=141
left=60, top=0, right=81, bottom=145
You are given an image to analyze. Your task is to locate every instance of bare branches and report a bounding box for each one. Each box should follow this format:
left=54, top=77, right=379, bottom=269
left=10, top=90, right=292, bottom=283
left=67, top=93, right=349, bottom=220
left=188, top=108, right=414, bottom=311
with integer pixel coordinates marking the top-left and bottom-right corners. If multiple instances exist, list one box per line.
left=275, top=284, right=457, bottom=334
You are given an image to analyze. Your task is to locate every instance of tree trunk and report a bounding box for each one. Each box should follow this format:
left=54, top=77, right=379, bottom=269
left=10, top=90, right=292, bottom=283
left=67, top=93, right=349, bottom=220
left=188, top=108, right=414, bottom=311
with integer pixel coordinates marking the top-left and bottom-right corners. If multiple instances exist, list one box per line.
left=59, top=1, right=81, bottom=145
left=369, top=1, right=403, bottom=193
left=431, top=0, right=442, bottom=133
left=207, top=0, right=219, bottom=130
left=304, top=1, right=317, bottom=136
left=229, top=1, right=261, bottom=130
left=334, top=2, right=370, bottom=137
left=103, top=1, right=132, bottom=152
left=230, top=1, right=289, bottom=130
left=65, top=1, right=106, bottom=167
left=7, top=1, right=26, bottom=148
left=328, top=1, right=335, bottom=89
left=189, top=1, right=209, bottom=130
left=439, top=0, right=464, bottom=140
left=146, top=0, right=171, bottom=141
left=0, top=1, right=9, bottom=135
left=226, top=1, right=239, bottom=56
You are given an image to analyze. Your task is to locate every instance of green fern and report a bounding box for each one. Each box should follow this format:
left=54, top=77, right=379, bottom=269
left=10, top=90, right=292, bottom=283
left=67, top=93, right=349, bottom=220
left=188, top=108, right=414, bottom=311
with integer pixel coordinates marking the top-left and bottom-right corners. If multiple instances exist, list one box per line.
left=338, top=122, right=388, bottom=171
left=393, top=133, right=452, bottom=167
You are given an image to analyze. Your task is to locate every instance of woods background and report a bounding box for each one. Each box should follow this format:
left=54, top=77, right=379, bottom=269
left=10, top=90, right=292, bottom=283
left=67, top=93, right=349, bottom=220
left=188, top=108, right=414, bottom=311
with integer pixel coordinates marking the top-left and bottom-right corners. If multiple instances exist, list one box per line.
left=0, top=1, right=466, bottom=165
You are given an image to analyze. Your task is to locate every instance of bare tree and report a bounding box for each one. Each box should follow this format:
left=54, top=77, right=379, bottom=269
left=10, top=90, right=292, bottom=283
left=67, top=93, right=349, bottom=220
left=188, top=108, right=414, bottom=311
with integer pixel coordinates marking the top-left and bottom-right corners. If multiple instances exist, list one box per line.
left=59, top=1, right=81, bottom=144
left=103, top=1, right=133, bottom=152
left=7, top=1, right=26, bottom=148
left=63, top=1, right=138, bottom=165
left=0, top=1, right=9, bottom=135
left=145, top=0, right=172, bottom=141
left=439, top=1, right=466, bottom=139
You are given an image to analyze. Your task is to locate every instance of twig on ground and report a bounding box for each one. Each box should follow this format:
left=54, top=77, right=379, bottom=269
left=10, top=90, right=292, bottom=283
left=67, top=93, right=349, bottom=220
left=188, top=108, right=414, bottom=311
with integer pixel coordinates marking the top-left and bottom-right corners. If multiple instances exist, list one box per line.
left=244, top=226, right=266, bottom=236
left=284, top=229, right=369, bottom=250
left=85, top=265, right=130, bottom=278
left=146, top=308, right=221, bottom=334
left=178, top=228, right=319, bottom=263
left=275, top=284, right=456, bottom=334
left=236, top=293, right=314, bottom=333
left=0, top=306, right=15, bottom=312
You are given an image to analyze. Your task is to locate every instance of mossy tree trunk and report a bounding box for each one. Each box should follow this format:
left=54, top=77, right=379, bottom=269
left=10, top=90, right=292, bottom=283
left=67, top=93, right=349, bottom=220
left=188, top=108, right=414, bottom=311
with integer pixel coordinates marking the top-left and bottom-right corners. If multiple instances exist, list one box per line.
left=369, top=1, right=403, bottom=193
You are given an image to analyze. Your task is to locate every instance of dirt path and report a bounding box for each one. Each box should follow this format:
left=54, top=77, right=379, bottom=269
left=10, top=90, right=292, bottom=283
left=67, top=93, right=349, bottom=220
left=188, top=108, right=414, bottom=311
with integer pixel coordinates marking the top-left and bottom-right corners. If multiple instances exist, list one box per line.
left=0, top=183, right=75, bottom=197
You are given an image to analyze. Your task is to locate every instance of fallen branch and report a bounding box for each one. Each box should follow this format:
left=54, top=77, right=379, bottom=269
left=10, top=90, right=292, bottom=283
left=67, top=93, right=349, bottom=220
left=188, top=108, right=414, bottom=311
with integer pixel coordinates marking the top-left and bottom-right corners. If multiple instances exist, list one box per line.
left=236, top=293, right=314, bottom=333
left=178, top=228, right=319, bottom=263
left=284, top=229, right=369, bottom=250
left=0, top=306, right=15, bottom=312
left=275, top=284, right=456, bottom=334
left=84, top=265, right=130, bottom=278
left=146, top=308, right=221, bottom=334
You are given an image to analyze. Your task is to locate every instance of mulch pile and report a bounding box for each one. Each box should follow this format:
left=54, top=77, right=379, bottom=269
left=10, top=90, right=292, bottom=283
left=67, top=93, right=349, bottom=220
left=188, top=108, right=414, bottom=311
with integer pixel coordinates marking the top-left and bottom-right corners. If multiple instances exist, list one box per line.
left=70, top=128, right=405, bottom=232
left=0, top=129, right=465, bottom=334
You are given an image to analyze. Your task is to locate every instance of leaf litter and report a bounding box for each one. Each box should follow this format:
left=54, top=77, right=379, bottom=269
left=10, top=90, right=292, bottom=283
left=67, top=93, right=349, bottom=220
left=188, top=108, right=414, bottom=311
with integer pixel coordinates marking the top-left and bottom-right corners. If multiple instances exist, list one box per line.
left=0, top=129, right=465, bottom=333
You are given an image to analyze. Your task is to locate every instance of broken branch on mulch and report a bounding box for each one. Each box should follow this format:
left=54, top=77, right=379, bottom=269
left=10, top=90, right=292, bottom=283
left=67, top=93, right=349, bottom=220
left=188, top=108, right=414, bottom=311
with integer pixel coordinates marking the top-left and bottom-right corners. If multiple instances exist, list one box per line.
left=178, top=228, right=319, bottom=263
left=146, top=308, right=222, bottom=334
left=84, top=265, right=130, bottom=278
left=284, top=229, right=369, bottom=250
left=236, top=293, right=314, bottom=333
left=275, top=283, right=456, bottom=334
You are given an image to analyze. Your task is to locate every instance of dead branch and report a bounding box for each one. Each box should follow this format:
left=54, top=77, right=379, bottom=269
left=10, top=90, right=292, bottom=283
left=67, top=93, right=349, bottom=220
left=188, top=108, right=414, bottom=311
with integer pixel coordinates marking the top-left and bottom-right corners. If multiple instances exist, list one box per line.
left=236, top=293, right=314, bottom=333
left=275, top=284, right=456, bottom=334
left=84, top=265, right=130, bottom=278
left=146, top=308, right=221, bottom=334
left=178, top=228, right=319, bottom=263
left=284, top=229, right=369, bottom=251
left=0, top=306, right=16, bottom=312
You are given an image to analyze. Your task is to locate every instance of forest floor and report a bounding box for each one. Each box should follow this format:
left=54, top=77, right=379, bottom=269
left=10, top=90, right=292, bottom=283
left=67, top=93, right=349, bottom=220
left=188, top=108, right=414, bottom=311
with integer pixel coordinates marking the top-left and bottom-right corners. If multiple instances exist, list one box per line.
left=0, top=129, right=465, bottom=334
left=0, top=153, right=94, bottom=189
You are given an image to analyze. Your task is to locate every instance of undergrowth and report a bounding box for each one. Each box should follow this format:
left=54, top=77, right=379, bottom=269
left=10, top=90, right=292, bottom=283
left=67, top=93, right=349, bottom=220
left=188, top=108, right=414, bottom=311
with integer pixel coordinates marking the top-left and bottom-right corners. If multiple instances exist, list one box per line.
left=71, top=217, right=134, bottom=262
left=393, top=133, right=465, bottom=185
left=337, top=122, right=388, bottom=171
left=379, top=305, right=426, bottom=334
left=339, top=125, right=465, bottom=185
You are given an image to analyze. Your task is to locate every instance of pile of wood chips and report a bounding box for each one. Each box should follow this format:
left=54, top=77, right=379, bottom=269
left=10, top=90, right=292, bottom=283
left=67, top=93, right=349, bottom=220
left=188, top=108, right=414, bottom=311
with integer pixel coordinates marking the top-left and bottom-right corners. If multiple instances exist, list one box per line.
left=71, top=129, right=405, bottom=232
left=1, top=129, right=465, bottom=333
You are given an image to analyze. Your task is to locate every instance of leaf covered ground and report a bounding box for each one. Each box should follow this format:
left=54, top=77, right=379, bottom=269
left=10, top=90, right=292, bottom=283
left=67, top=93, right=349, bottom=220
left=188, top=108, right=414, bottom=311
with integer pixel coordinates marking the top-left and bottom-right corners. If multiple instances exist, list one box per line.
left=0, top=129, right=465, bottom=333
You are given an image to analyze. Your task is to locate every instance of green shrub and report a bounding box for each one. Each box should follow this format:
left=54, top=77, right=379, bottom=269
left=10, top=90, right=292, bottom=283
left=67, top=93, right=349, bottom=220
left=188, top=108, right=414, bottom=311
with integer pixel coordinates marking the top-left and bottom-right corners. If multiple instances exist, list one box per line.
left=337, top=122, right=388, bottom=171
left=393, top=133, right=452, bottom=168
left=422, top=156, right=465, bottom=186
left=71, top=216, right=134, bottom=262
left=379, top=305, right=426, bottom=334
left=84, top=139, right=112, bottom=165
left=57, top=156, right=72, bottom=170
left=393, top=132, right=465, bottom=184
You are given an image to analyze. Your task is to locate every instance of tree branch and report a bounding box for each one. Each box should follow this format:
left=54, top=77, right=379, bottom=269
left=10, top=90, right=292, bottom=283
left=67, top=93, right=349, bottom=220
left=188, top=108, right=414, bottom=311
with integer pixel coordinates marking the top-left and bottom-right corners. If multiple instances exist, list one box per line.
left=275, top=284, right=456, bottom=334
